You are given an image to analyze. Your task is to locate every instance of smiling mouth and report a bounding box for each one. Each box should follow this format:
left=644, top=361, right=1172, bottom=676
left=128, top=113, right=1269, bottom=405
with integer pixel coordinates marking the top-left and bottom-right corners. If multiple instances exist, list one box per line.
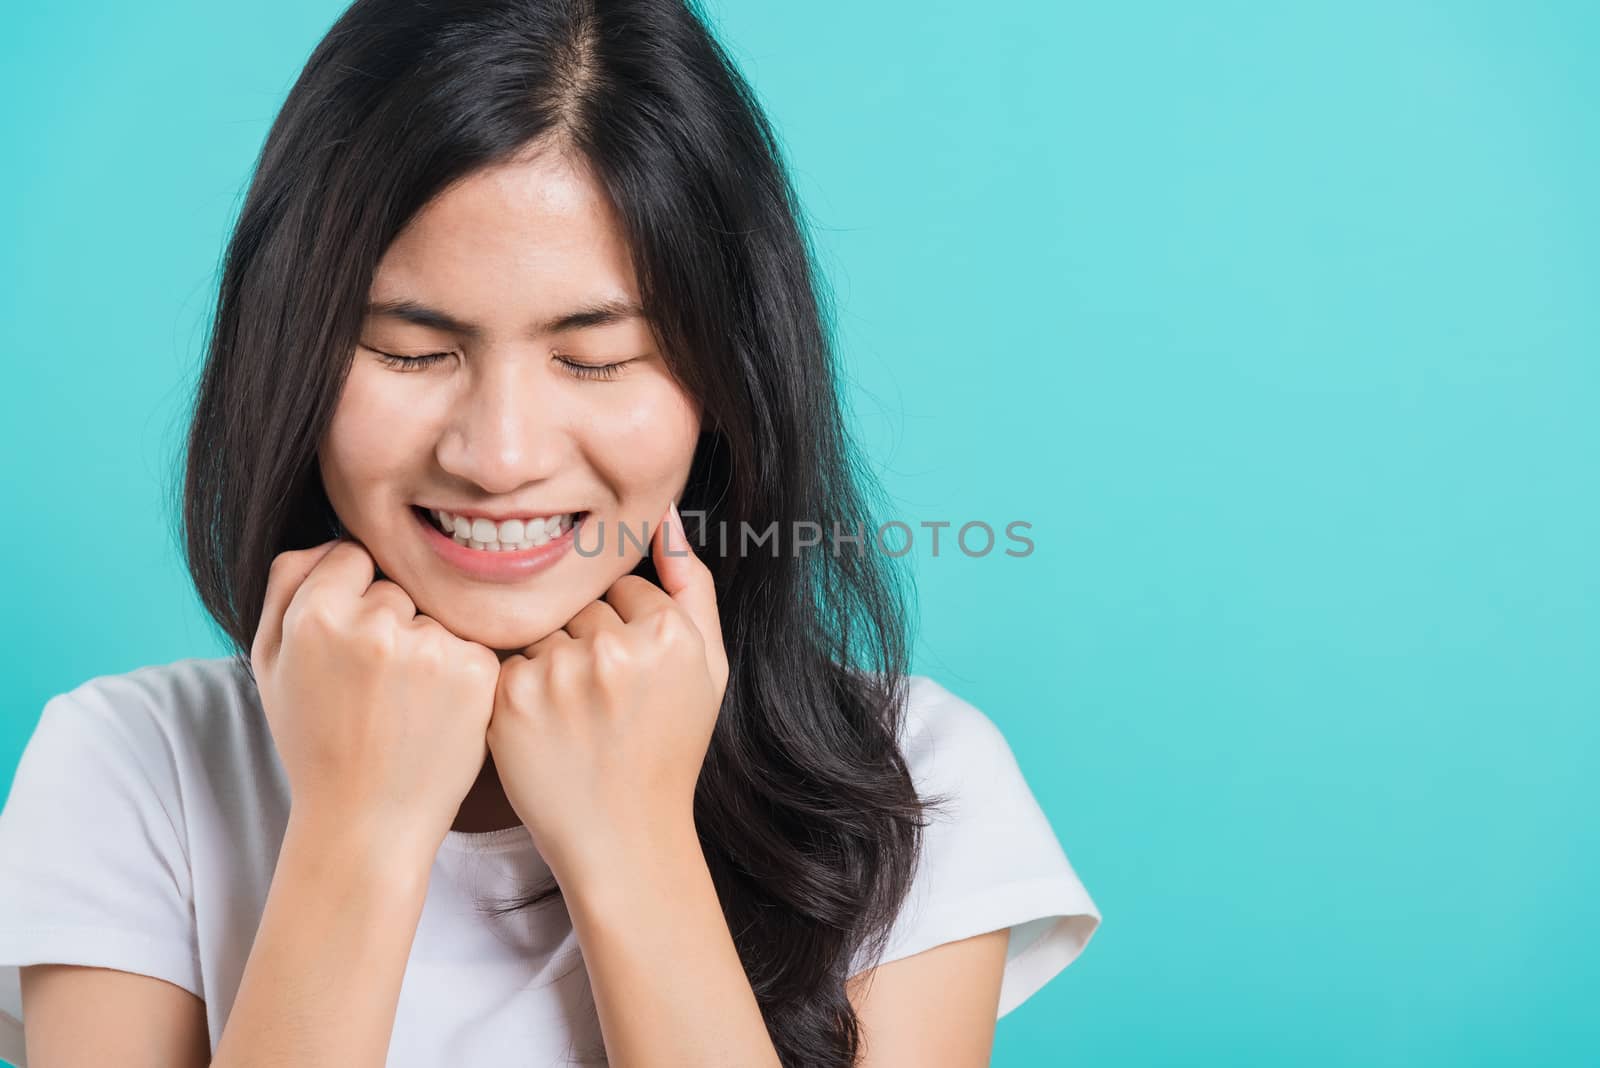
left=412, top=505, right=588, bottom=551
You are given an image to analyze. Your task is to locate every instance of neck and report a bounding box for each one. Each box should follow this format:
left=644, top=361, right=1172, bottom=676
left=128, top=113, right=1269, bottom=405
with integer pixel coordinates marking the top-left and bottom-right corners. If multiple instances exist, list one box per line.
left=450, top=754, right=524, bottom=834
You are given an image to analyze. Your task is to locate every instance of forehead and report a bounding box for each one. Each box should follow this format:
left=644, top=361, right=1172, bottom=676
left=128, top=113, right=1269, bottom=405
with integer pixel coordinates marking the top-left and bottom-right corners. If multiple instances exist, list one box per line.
left=369, top=145, right=639, bottom=323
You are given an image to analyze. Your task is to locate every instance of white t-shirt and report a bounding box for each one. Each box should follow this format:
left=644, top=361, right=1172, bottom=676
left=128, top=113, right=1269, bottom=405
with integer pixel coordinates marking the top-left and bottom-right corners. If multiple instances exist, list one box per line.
left=0, top=656, right=1101, bottom=1066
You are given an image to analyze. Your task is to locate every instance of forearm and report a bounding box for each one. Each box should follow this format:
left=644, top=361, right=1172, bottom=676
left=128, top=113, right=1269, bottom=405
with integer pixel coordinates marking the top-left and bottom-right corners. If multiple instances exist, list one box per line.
left=211, top=812, right=433, bottom=1067
left=562, top=824, right=783, bottom=1068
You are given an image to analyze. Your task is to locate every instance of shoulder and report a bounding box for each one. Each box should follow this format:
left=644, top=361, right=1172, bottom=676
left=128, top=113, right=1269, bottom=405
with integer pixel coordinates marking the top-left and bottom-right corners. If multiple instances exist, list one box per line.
left=1, top=651, right=281, bottom=899
left=899, top=674, right=1003, bottom=743
left=40, top=654, right=265, bottom=760
left=53, top=654, right=256, bottom=723
left=852, top=673, right=1103, bottom=1016
left=895, top=674, right=1024, bottom=794
left=0, top=658, right=254, bottom=1048
left=18, top=655, right=279, bottom=825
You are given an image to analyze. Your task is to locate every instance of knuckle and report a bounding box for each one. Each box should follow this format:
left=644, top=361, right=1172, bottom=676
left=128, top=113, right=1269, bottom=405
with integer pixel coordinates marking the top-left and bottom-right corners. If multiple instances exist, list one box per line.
left=651, top=608, right=694, bottom=646
left=409, top=627, right=450, bottom=667
left=589, top=629, right=631, bottom=666
left=497, top=657, right=540, bottom=708
left=464, top=643, right=501, bottom=682
left=283, top=596, right=333, bottom=640
left=494, top=650, right=524, bottom=684
left=352, top=614, right=402, bottom=658
left=546, top=645, right=585, bottom=688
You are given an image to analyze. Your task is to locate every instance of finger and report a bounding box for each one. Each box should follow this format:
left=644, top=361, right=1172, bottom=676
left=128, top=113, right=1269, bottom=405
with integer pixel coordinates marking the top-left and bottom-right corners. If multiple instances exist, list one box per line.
left=651, top=499, right=723, bottom=652
left=521, top=626, right=575, bottom=658
left=560, top=598, right=625, bottom=642
left=602, top=574, right=673, bottom=624
left=293, top=539, right=379, bottom=611
left=252, top=538, right=342, bottom=663
left=363, top=578, right=418, bottom=621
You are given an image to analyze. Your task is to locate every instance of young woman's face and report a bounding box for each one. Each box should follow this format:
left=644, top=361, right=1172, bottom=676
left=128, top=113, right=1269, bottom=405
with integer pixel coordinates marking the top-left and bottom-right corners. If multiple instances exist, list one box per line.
left=318, top=142, right=703, bottom=653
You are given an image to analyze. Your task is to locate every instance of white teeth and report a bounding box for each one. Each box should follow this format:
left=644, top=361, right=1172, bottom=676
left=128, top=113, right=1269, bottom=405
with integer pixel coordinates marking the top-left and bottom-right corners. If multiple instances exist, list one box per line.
left=432, top=509, right=578, bottom=553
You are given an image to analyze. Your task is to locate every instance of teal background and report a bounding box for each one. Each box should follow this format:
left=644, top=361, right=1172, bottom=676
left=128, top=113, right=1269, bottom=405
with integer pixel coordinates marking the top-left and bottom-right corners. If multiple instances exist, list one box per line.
left=4, top=1, right=1597, bottom=1064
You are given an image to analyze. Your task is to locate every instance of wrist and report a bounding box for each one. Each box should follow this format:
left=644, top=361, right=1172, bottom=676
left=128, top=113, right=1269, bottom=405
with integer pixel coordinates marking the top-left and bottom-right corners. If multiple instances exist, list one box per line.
left=283, top=804, right=440, bottom=886
left=557, top=817, right=706, bottom=913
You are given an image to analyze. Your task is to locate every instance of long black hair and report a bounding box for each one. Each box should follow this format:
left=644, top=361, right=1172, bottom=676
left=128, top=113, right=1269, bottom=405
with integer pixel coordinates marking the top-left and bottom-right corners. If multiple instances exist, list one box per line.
left=175, top=1, right=948, bottom=1063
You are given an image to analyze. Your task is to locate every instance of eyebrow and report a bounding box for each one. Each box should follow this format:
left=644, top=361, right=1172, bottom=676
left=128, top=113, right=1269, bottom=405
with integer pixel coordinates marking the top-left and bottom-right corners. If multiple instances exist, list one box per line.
left=364, top=296, right=645, bottom=340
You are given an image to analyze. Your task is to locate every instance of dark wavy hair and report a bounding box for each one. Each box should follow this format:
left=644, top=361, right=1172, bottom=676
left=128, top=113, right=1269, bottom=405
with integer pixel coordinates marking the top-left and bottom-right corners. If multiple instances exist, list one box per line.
left=171, top=0, right=949, bottom=1064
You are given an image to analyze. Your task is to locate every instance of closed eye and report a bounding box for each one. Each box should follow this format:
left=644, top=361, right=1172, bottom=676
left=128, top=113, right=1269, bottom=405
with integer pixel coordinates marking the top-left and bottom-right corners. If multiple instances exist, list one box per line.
left=362, top=346, right=452, bottom=371
left=363, top=346, right=635, bottom=381
left=555, top=355, right=633, bottom=381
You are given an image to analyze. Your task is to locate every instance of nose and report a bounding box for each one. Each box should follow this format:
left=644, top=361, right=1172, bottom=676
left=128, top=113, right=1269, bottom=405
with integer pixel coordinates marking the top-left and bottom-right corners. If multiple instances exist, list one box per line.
left=434, top=357, right=571, bottom=494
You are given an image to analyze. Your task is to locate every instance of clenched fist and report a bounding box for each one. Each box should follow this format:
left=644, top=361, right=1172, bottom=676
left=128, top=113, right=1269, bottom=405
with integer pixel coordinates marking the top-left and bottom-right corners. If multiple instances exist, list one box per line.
left=250, top=539, right=502, bottom=865
left=487, top=500, right=730, bottom=885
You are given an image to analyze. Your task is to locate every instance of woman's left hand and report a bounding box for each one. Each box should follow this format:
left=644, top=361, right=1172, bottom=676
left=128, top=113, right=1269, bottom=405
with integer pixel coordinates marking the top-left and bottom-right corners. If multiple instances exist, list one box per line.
left=487, top=499, right=729, bottom=884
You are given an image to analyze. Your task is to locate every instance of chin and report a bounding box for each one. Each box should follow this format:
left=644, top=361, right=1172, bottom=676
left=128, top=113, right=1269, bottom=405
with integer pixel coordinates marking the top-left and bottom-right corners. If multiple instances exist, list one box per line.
left=422, top=596, right=575, bottom=654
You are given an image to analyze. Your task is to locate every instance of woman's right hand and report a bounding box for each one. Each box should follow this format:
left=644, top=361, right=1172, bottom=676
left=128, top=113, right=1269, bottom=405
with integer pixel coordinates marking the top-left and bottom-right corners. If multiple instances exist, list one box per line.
left=249, top=538, right=501, bottom=864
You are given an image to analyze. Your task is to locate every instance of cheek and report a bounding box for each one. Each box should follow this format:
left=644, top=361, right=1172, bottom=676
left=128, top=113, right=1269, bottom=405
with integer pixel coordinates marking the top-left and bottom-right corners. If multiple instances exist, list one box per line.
left=321, top=366, right=441, bottom=490
left=588, top=387, right=700, bottom=485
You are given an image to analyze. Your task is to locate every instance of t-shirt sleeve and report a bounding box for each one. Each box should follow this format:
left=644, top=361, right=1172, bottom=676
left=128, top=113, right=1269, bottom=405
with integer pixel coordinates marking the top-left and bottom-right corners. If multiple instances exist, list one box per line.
left=0, top=681, right=203, bottom=1062
left=848, top=677, right=1102, bottom=1019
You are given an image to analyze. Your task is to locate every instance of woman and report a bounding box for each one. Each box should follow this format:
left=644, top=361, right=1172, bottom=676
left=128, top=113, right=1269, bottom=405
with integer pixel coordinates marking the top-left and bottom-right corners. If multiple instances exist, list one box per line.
left=0, top=0, right=1100, bottom=1064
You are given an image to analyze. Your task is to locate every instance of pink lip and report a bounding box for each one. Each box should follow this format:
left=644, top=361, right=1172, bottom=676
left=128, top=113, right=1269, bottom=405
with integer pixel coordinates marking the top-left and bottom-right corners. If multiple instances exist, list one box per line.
left=414, top=506, right=585, bottom=582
